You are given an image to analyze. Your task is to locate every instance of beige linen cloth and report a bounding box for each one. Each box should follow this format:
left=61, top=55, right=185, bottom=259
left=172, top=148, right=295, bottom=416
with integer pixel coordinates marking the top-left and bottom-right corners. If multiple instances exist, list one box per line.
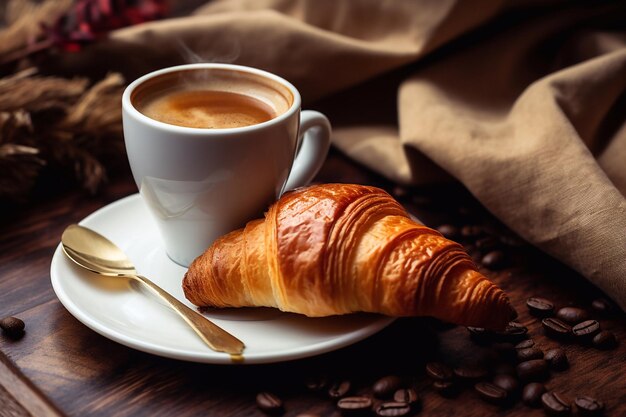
left=64, top=0, right=626, bottom=308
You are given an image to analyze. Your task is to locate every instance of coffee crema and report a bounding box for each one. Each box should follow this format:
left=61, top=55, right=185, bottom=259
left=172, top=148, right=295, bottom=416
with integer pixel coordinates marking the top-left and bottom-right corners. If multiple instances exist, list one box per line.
left=131, top=68, right=294, bottom=130
left=141, top=90, right=276, bottom=129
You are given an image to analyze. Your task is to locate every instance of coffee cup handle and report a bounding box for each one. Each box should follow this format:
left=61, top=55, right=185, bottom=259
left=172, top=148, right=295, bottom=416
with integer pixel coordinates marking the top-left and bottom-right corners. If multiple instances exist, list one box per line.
left=283, top=110, right=331, bottom=192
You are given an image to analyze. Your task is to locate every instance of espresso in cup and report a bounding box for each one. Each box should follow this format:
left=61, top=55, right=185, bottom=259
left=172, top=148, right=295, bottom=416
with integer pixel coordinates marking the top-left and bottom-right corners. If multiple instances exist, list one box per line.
left=123, top=64, right=331, bottom=267
left=132, top=68, right=292, bottom=129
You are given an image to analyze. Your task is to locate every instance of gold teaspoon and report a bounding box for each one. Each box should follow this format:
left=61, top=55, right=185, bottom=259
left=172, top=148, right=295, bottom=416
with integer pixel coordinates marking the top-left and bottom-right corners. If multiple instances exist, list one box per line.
left=61, top=224, right=245, bottom=356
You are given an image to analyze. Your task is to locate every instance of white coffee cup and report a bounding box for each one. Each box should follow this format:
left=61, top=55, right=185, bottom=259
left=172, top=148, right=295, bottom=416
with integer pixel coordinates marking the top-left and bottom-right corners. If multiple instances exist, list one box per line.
left=122, top=63, right=331, bottom=267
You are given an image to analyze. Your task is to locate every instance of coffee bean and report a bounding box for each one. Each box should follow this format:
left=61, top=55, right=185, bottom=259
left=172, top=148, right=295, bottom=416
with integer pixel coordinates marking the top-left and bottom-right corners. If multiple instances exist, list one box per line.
left=522, top=383, right=546, bottom=408
left=392, top=185, right=409, bottom=199
left=432, top=380, right=457, bottom=397
left=467, top=326, right=491, bottom=344
left=575, top=396, right=605, bottom=416
left=475, top=236, right=500, bottom=253
left=494, top=321, right=528, bottom=343
left=372, top=375, right=403, bottom=398
left=541, top=391, right=571, bottom=415
left=328, top=381, right=351, bottom=399
left=515, top=339, right=535, bottom=350
left=393, top=388, right=419, bottom=404
left=493, top=374, right=519, bottom=394
left=375, top=402, right=411, bottom=416
left=304, top=376, right=328, bottom=392
left=474, top=382, right=508, bottom=405
left=295, top=414, right=320, bottom=417
left=592, top=330, right=617, bottom=350
left=437, top=224, right=459, bottom=240
left=461, top=225, right=484, bottom=239
left=516, top=359, right=548, bottom=381
left=0, top=316, right=25, bottom=339
left=256, top=392, right=283, bottom=414
left=526, top=297, right=554, bottom=317
left=454, top=365, right=488, bottom=381
left=572, top=320, right=600, bottom=339
left=591, top=298, right=618, bottom=316
left=481, top=250, right=507, bottom=270
left=517, top=347, right=543, bottom=362
left=337, top=396, right=373, bottom=412
left=544, top=348, right=569, bottom=371
left=556, top=307, right=589, bottom=324
left=542, top=318, right=572, bottom=339
left=425, top=362, right=453, bottom=381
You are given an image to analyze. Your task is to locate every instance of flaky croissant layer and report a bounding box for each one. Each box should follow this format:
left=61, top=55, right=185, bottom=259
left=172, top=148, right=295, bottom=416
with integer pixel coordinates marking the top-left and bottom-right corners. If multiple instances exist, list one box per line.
left=183, top=184, right=514, bottom=329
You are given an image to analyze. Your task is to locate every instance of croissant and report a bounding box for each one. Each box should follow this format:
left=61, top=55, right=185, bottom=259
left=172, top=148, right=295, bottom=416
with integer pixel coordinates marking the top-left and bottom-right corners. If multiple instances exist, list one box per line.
left=183, top=183, right=514, bottom=329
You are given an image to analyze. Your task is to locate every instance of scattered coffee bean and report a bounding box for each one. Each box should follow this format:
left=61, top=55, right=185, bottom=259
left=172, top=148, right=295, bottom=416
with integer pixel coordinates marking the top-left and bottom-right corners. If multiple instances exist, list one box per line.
left=474, top=382, right=508, bottom=405
left=526, top=297, right=554, bottom=317
left=328, top=381, right=351, bottom=399
left=304, top=376, right=328, bottom=392
left=541, top=391, right=571, bottom=416
left=475, top=236, right=500, bottom=253
left=0, top=316, right=25, bottom=339
left=425, top=362, right=453, bottom=381
left=592, top=330, right=617, bottom=350
left=337, top=396, right=373, bottom=413
left=481, top=250, right=507, bottom=270
left=372, top=376, right=403, bottom=398
left=437, top=224, right=459, bottom=240
left=500, top=234, right=526, bottom=247
left=517, top=347, right=544, bottom=362
left=375, top=401, right=411, bottom=416
left=392, top=185, right=409, bottom=199
left=556, top=307, right=589, bottom=324
left=516, top=359, right=548, bottom=381
left=575, top=395, right=605, bottom=416
left=467, top=326, right=491, bottom=344
left=493, top=374, right=519, bottom=394
left=256, top=392, right=283, bottom=414
left=295, top=414, right=320, bottom=417
left=461, top=225, right=484, bottom=239
left=522, top=383, right=547, bottom=408
left=393, top=388, right=419, bottom=404
left=544, top=348, right=569, bottom=371
left=454, top=365, right=488, bottom=381
left=494, top=321, right=528, bottom=343
left=432, top=380, right=457, bottom=397
left=572, top=320, right=600, bottom=340
left=542, top=318, right=572, bottom=339
left=591, top=298, right=618, bottom=316
left=515, top=339, right=535, bottom=350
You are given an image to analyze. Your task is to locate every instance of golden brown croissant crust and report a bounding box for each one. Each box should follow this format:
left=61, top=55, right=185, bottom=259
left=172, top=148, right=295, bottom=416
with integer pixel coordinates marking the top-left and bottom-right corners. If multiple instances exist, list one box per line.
left=183, top=183, right=514, bottom=329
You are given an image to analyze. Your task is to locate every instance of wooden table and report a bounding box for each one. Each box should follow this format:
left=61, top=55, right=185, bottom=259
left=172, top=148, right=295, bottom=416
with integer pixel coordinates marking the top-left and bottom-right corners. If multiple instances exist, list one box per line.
left=1, top=150, right=624, bottom=417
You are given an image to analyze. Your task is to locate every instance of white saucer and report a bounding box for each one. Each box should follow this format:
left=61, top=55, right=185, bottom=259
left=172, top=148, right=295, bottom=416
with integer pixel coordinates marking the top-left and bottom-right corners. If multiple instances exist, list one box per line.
left=50, top=194, right=394, bottom=364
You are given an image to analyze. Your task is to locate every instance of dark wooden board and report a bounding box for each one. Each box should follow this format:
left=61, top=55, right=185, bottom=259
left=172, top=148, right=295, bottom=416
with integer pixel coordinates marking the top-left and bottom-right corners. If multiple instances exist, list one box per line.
left=1, top=152, right=624, bottom=417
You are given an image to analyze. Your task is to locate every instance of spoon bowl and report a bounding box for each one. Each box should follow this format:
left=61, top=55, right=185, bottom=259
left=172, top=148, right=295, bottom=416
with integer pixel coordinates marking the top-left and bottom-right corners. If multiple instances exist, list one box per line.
left=61, top=224, right=245, bottom=357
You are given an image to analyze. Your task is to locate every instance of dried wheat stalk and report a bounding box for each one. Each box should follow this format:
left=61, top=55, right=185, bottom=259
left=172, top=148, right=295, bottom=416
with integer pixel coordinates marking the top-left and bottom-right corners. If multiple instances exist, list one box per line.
left=0, top=69, right=125, bottom=202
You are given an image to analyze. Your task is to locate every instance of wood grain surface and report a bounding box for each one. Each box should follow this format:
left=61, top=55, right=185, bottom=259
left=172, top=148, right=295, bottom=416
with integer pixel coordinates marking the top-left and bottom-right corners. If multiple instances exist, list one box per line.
left=0, top=151, right=624, bottom=417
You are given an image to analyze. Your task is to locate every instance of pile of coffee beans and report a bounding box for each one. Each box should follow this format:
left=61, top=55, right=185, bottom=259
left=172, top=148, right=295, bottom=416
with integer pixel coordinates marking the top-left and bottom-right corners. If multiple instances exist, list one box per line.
left=455, top=296, right=616, bottom=415
left=535, top=300, right=618, bottom=350
left=255, top=374, right=423, bottom=417
left=0, top=316, right=25, bottom=339
left=436, top=223, right=517, bottom=271
left=254, top=295, right=619, bottom=416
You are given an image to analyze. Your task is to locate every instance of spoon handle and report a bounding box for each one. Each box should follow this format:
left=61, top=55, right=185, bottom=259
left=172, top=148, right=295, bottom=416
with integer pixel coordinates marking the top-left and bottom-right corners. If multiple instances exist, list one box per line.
left=133, top=274, right=245, bottom=355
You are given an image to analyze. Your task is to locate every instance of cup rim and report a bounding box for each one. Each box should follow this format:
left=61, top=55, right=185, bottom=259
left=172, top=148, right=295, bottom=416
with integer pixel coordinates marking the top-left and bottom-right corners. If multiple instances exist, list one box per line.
left=122, top=63, right=301, bottom=135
